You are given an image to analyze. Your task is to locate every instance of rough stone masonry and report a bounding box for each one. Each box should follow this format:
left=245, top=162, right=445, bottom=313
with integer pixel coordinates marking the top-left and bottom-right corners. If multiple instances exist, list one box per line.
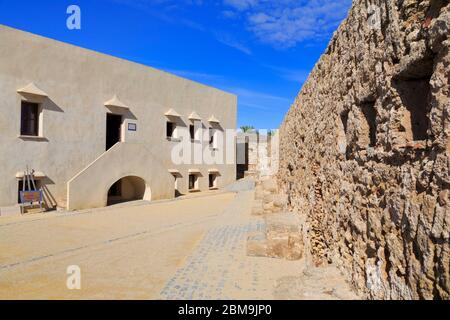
left=278, top=0, right=449, bottom=299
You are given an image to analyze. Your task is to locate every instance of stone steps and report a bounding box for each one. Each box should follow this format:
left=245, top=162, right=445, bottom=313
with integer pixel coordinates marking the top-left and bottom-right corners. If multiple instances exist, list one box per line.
left=247, top=212, right=304, bottom=260
left=248, top=176, right=303, bottom=260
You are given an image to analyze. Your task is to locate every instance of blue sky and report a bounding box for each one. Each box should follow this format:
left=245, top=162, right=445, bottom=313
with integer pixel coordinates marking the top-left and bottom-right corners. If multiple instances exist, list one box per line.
left=0, top=0, right=352, bottom=129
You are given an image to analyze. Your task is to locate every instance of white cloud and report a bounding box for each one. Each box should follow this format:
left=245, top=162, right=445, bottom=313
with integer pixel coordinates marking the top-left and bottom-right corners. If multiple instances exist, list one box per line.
left=223, top=0, right=352, bottom=48
left=222, top=10, right=239, bottom=19
left=264, top=65, right=309, bottom=83
left=227, top=86, right=292, bottom=114
left=227, top=87, right=291, bottom=103
left=223, top=0, right=258, bottom=11
left=214, top=32, right=253, bottom=55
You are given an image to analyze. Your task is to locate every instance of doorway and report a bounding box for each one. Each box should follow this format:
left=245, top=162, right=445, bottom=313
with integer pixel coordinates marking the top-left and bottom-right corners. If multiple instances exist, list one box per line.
left=237, top=137, right=249, bottom=179
left=106, top=113, right=122, bottom=151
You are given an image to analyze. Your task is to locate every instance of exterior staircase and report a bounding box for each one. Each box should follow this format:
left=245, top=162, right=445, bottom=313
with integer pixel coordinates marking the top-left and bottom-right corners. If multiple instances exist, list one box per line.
left=66, top=142, right=173, bottom=211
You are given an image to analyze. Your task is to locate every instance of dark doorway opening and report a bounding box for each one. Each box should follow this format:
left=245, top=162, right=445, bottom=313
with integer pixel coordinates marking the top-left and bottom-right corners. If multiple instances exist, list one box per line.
left=108, top=180, right=122, bottom=198
left=107, top=176, right=146, bottom=206
left=172, top=174, right=182, bottom=198
left=209, top=174, right=218, bottom=189
left=106, top=113, right=122, bottom=151
left=189, top=174, right=198, bottom=191
left=236, top=137, right=249, bottom=179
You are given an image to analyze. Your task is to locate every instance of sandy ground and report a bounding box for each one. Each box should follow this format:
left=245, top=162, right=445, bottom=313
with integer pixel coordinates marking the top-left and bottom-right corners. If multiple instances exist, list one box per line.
left=0, top=192, right=234, bottom=299
left=0, top=181, right=357, bottom=300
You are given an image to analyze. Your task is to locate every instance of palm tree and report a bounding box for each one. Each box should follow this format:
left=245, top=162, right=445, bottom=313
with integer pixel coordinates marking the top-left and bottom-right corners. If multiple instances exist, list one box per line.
left=240, top=125, right=255, bottom=133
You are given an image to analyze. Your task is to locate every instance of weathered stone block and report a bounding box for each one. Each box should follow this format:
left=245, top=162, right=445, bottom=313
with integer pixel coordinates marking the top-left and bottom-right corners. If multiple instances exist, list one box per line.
left=273, top=194, right=288, bottom=208
left=247, top=232, right=267, bottom=257
left=262, top=179, right=278, bottom=193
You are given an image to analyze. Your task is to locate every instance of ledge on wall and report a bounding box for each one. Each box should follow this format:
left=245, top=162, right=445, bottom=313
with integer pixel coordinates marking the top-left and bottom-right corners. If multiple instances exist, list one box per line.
left=17, top=83, right=48, bottom=98
left=17, top=83, right=48, bottom=103
left=208, top=169, right=221, bottom=175
left=104, top=95, right=130, bottom=110
left=17, top=135, right=48, bottom=142
left=15, top=171, right=46, bottom=179
left=165, top=108, right=181, bottom=118
left=208, top=115, right=220, bottom=124
left=188, top=111, right=202, bottom=121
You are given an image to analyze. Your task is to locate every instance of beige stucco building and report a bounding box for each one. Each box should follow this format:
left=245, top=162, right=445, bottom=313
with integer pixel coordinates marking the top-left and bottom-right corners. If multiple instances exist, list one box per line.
left=0, top=25, right=237, bottom=215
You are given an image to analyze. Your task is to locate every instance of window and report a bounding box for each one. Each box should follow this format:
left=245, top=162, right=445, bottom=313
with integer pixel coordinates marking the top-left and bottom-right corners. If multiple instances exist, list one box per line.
left=166, top=122, right=176, bottom=139
left=20, top=101, right=39, bottom=136
left=209, top=128, right=220, bottom=149
left=174, top=175, right=181, bottom=197
left=190, top=124, right=195, bottom=141
left=189, top=174, right=198, bottom=191
left=209, top=128, right=214, bottom=146
left=209, top=174, right=217, bottom=189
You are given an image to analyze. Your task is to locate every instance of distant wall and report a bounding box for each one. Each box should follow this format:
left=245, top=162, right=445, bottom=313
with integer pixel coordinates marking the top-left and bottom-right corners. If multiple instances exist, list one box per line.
left=278, top=0, right=449, bottom=299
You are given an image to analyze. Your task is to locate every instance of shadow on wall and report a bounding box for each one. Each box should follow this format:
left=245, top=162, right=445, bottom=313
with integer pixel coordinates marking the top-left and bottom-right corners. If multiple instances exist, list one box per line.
left=393, top=53, right=434, bottom=144
left=41, top=177, right=57, bottom=210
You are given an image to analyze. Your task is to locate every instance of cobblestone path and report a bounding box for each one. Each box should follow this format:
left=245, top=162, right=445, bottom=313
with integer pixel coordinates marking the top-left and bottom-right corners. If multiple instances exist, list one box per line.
left=160, top=180, right=358, bottom=300
left=160, top=187, right=305, bottom=300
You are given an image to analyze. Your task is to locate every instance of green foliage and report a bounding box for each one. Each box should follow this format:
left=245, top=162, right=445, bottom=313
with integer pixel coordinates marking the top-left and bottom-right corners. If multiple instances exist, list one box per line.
left=240, top=125, right=255, bottom=133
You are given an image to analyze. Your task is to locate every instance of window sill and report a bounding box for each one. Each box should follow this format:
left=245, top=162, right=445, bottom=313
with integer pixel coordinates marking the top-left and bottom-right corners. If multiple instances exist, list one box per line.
left=189, top=189, right=201, bottom=193
left=191, top=139, right=201, bottom=143
left=18, top=135, right=48, bottom=142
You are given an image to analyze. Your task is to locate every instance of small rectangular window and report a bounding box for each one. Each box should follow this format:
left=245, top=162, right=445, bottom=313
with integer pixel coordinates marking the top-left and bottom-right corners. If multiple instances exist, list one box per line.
left=190, top=125, right=195, bottom=140
left=166, top=122, right=175, bottom=139
left=189, top=174, right=198, bottom=190
left=173, top=175, right=181, bottom=197
left=209, top=128, right=214, bottom=146
left=17, top=180, right=23, bottom=204
left=20, top=101, right=39, bottom=136
left=209, top=174, right=217, bottom=189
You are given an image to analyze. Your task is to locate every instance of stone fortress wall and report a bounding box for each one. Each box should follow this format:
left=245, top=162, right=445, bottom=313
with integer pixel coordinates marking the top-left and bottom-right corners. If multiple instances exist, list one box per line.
left=278, top=0, right=449, bottom=299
